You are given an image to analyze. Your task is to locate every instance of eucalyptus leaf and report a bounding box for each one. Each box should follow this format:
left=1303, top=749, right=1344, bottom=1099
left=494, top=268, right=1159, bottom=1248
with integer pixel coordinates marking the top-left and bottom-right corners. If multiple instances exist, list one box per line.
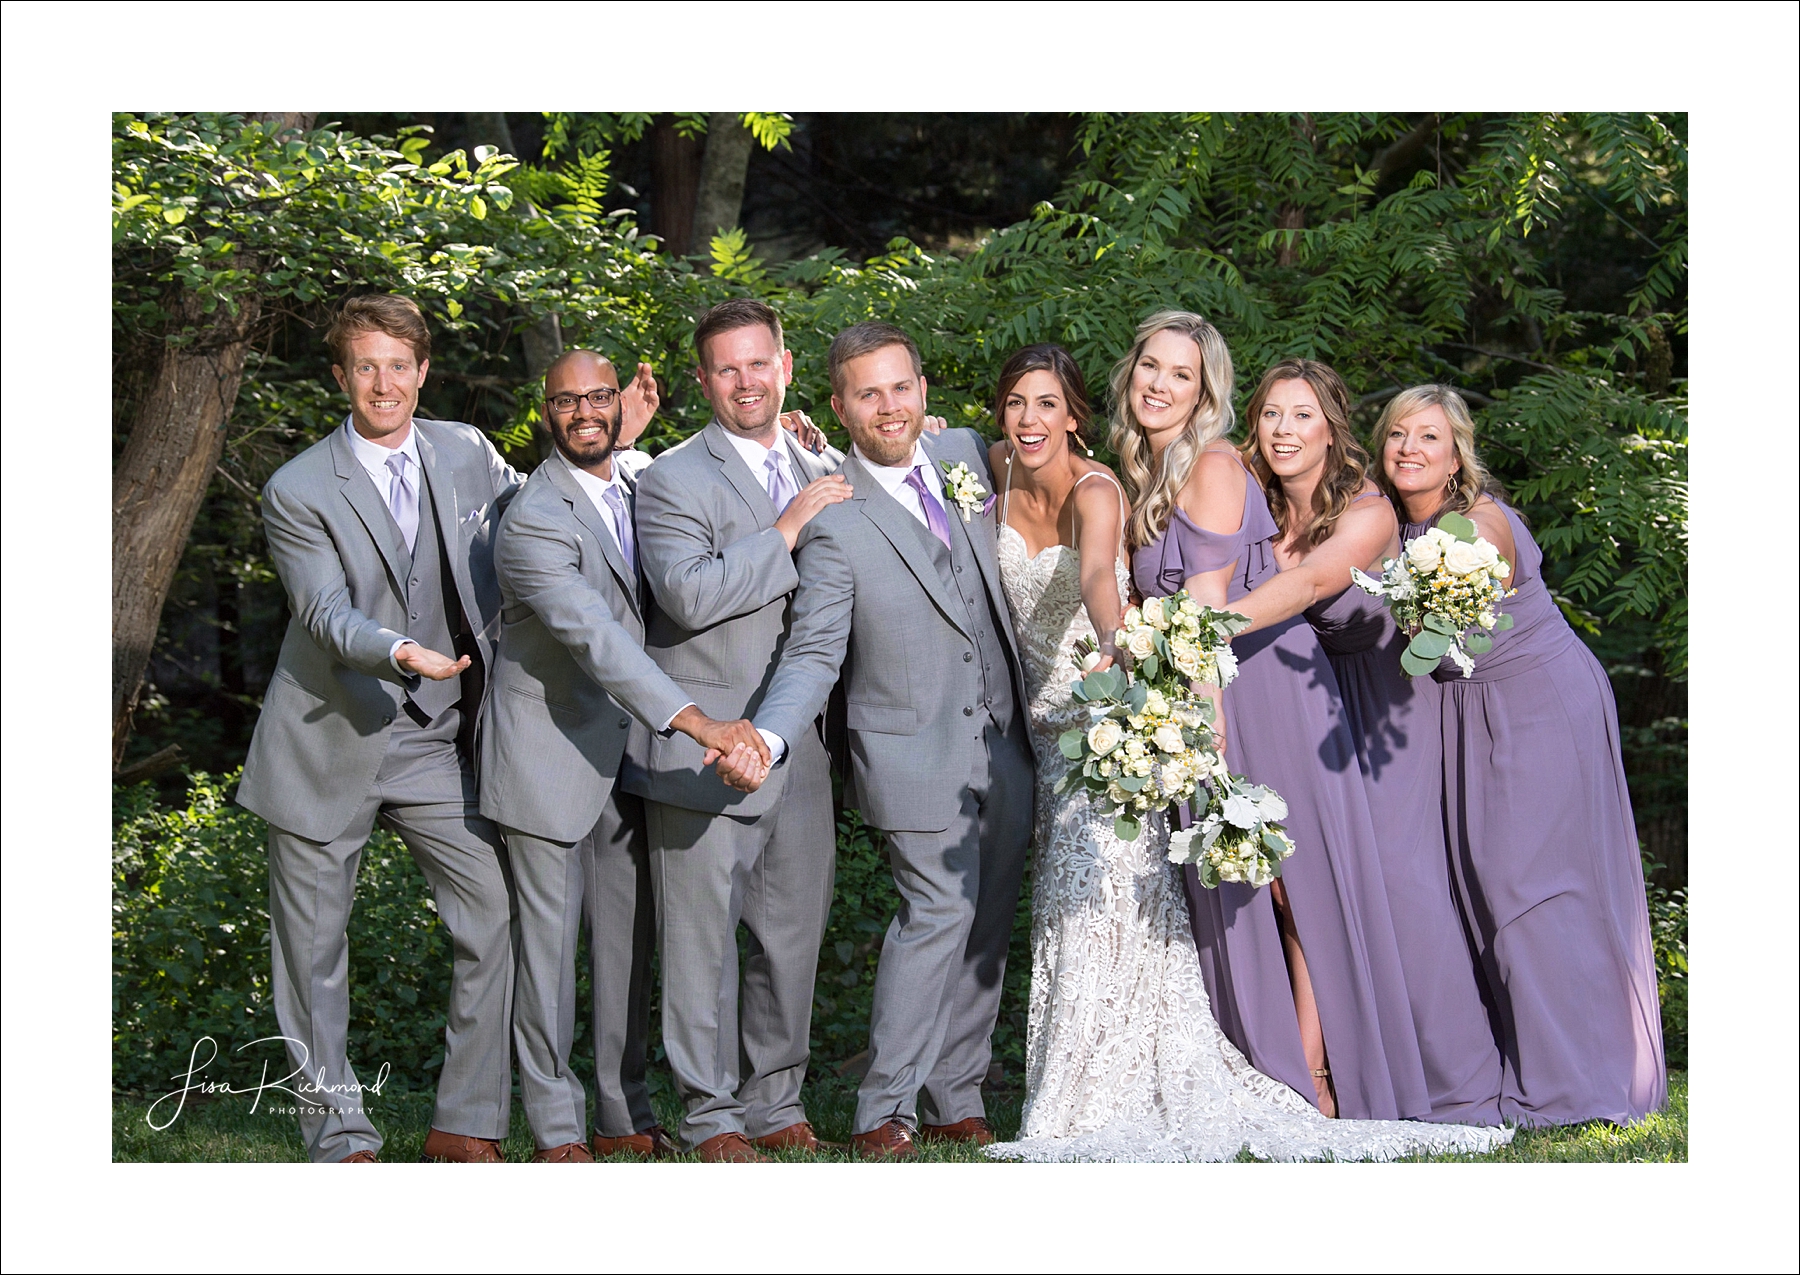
left=1399, top=645, right=1440, bottom=678
left=1113, top=815, right=1141, bottom=842
left=1422, top=612, right=1457, bottom=635
left=1438, top=511, right=1478, bottom=542
left=1464, top=631, right=1493, bottom=654
left=1410, top=629, right=1453, bottom=659
left=1058, top=728, right=1085, bottom=760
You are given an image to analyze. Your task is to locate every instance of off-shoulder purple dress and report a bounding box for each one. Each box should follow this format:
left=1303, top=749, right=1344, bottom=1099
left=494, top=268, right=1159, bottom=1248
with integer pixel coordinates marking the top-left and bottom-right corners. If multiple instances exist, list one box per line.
left=1408, top=502, right=1665, bottom=1125
left=1306, top=502, right=1506, bottom=1124
left=1134, top=459, right=1432, bottom=1120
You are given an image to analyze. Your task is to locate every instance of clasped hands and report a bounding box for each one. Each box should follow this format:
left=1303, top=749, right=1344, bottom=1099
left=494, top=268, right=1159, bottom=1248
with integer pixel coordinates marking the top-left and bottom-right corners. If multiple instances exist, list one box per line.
left=671, top=705, right=773, bottom=793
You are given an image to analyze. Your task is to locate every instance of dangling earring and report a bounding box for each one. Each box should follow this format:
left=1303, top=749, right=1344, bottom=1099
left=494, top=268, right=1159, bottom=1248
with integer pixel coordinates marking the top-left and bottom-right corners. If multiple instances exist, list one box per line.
left=1444, top=471, right=1461, bottom=497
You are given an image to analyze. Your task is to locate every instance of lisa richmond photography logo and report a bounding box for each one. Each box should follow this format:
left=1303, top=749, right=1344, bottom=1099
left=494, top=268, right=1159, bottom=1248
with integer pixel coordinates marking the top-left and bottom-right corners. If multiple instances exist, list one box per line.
left=145, top=1036, right=392, bottom=1131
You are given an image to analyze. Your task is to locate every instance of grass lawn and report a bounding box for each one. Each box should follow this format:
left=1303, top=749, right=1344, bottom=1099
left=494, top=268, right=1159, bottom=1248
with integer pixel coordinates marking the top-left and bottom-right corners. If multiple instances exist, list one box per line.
left=113, top=1068, right=1685, bottom=1164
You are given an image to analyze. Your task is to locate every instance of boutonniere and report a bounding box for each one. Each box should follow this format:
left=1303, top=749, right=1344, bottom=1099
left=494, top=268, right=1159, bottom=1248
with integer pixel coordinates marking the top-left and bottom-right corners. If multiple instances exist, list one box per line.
left=939, top=460, right=994, bottom=522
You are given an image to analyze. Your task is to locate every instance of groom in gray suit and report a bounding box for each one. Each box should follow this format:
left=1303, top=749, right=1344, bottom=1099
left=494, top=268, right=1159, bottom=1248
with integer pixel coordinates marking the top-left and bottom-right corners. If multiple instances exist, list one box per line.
left=743, top=321, right=1035, bottom=1158
left=238, top=293, right=522, bottom=1163
left=480, top=348, right=769, bottom=1163
left=627, top=299, right=850, bottom=1161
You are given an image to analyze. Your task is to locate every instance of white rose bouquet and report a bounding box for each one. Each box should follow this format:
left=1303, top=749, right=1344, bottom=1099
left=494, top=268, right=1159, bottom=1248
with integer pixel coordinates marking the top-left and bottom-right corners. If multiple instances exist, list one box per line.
left=1055, top=666, right=1222, bottom=843
left=1077, top=588, right=1251, bottom=698
left=1168, top=773, right=1297, bottom=888
left=1351, top=511, right=1514, bottom=678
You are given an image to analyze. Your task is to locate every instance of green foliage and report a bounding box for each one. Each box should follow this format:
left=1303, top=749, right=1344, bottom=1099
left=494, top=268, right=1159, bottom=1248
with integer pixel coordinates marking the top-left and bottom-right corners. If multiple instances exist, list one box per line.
left=113, top=771, right=453, bottom=1095
left=1644, top=857, right=1688, bottom=1069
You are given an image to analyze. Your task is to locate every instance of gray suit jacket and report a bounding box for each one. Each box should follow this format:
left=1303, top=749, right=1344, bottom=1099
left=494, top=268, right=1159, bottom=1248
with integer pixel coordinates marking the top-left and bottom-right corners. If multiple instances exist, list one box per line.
left=238, top=419, right=521, bottom=843
left=625, top=421, right=841, bottom=817
left=754, top=428, right=1031, bottom=833
left=478, top=457, right=695, bottom=843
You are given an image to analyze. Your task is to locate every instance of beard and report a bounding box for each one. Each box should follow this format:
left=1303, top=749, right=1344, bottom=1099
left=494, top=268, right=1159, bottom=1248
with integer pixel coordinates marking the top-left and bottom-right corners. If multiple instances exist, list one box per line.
left=848, top=409, right=924, bottom=468
left=551, top=406, right=622, bottom=468
left=715, top=381, right=785, bottom=436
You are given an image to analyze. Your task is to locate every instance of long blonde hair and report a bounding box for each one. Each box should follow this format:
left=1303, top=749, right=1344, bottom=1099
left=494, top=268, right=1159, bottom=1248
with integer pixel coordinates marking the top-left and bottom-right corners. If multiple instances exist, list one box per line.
left=1370, top=384, right=1505, bottom=517
left=1107, top=310, right=1236, bottom=549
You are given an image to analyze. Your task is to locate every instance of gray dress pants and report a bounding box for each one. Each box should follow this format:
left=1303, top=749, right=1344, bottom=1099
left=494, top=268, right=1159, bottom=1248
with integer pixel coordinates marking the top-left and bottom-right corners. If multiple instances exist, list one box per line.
left=647, top=728, right=836, bottom=1148
left=503, top=788, right=657, bottom=1149
left=856, top=721, right=1034, bottom=1135
left=267, top=713, right=515, bottom=1163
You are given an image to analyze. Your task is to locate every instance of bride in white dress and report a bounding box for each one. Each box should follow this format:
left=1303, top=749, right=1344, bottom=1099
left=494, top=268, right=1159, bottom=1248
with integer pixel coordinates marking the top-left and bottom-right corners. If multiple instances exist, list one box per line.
left=978, top=345, right=1510, bottom=1162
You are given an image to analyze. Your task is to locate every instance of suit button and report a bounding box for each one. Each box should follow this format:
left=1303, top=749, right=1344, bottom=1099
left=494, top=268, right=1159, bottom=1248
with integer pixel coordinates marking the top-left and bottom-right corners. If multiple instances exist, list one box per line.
left=955, top=564, right=964, bottom=573
left=410, top=577, right=419, bottom=587
left=963, top=652, right=973, bottom=663
left=963, top=706, right=974, bottom=716
left=619, top=717, right=630, bottom=729
left=410, top=611, right=419, bottom=620
left=382, top=714, right=394, bottom=726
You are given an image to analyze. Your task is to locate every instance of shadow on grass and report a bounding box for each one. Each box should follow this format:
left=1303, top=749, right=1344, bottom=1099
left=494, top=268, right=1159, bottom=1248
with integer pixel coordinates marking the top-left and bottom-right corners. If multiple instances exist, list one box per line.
left=113, top=1070, right=1684, bottom=1164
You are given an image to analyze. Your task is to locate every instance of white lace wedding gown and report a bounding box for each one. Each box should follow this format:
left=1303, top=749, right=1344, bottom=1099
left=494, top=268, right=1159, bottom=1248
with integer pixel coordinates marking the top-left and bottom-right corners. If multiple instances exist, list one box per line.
left=985, top=492, right=1513, bottom=1162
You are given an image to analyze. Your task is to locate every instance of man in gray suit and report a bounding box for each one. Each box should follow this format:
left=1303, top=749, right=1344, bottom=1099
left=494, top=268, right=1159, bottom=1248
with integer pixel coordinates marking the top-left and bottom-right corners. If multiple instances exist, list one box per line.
left=480, top=348, right=769, bottom=1163
left=627, top=299, right=851, bottom=1161
left=741, top=321, right=1035, bottom=1159
left=238, top=293, right=522, bottom=1163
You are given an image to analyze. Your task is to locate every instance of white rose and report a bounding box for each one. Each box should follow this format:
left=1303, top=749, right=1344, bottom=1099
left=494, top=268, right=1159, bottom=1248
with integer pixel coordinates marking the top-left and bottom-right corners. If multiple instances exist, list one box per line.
left=1141, top=597, right=1169, bottom=630
left=1143, top=688, right=1169, bottom=717
left=1489, top=559, right=1510, bottom=580
left=1121, top=607, right=1142, bottom=630
left=1472, top=538, right=1501, bottom=571
left=1126, top=627, right=1156, bottom=660
left=1153, top=723, right=1186, bottom=754
left=1405, top=533, right=1444, bottom=572
left=1443, top=540, right=1485, bottom=576
left=1168, top=639, right=1202, bottom=678
left=1179, top=597, right=1201, bottom=615
left=1087, top=719, right=1123, bottom=756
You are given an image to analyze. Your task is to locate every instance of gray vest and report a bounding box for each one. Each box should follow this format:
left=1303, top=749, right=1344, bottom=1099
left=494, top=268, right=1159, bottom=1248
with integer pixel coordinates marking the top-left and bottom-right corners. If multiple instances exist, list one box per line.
left=403, top=465, right=465, bottom=724
left=920, top=513, right=1019, bottom=739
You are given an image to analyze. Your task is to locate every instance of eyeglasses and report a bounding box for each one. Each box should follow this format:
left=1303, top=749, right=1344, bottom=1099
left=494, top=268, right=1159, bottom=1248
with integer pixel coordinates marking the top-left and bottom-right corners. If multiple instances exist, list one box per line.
left=548, top=388, right=620, bottom=413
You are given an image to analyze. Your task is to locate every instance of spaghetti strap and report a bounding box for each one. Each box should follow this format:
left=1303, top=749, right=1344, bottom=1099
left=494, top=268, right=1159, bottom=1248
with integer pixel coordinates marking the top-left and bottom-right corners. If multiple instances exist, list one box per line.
left=1001, top=446, right=1015, bottom=526
left=1071, top=468, right=1129, bottom=564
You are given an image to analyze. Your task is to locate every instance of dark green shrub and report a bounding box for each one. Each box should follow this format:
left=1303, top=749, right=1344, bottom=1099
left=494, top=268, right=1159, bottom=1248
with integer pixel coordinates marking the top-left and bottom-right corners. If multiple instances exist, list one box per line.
left=113, top=771, right=453, bottom=1094
left=1643, top=859, right=1687, bottom=1069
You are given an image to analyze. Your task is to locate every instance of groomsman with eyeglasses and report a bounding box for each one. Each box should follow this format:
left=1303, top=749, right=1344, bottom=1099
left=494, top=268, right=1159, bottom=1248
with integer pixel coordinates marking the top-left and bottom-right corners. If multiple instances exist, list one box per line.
left=624, top=299, right=853, bottom=1161
left=238, top=293, right=524, bottom=1163
left=479, top=347, right=771, bottom=1162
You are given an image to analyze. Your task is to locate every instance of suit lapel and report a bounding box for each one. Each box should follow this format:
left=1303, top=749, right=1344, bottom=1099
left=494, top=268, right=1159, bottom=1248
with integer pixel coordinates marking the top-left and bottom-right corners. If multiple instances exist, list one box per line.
left=330, top=426, right=413, bottom=592
left=845, top=452, right=971, bottom=640
left=783, top=431, right=835, bottom=486
left=705, top=421, right=779, bottom=528
left=413, top=423, right=482, bottom=630
left=544, top=455, right=640, bottom=617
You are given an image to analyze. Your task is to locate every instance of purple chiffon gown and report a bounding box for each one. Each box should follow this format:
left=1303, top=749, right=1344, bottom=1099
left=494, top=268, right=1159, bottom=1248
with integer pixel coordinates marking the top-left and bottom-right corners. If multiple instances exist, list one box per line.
left=1133, top=458, right=1433, bottom=1121
left=1407, top=502, right=1666, bottom=1126
left=1306, top=497, right=1505, bottom=1124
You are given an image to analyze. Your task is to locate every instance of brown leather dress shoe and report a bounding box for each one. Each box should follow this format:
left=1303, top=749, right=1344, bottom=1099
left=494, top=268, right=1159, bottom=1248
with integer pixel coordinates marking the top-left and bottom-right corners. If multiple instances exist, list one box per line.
left=531, top=1141, right=595, bottom=1163
left=421, top=1128, right=505, bottom=1163
left=592, top=1125, right=679, bottom=1160
left=850, top=1119, right=918, bottom=1160
left=339, top=1149, right=379, bottom=1163
left=750, top=1121, right=821, bottom=1153
left=695, top=1132, right=770, bottom=1163
left=919, top=1116, right=995, bottom=1146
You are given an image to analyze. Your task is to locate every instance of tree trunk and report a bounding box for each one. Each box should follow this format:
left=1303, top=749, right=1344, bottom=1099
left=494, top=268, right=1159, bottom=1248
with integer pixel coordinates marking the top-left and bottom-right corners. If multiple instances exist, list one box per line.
left=112, top=289, right=262, bottom=767
left=649, top=115, right=705, bottom=256
left=111, top=111, right=312, bottom=768
left=692, top=112, right=756, bottom=248
left=1275, top=203, right=1306, bottom=267
left=466, top=112, right=563, bottom=376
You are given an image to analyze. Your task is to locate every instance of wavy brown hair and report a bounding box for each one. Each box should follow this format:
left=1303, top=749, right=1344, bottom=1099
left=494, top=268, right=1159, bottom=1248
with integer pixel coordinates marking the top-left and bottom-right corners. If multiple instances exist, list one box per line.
left=1106, top=310, right=1236, bottom=550
left=1370, top=384, right=1506, bottom=517
left=993, top=343, right=1093, bottom=449
left=1242, top=358, right=1371, bottom=548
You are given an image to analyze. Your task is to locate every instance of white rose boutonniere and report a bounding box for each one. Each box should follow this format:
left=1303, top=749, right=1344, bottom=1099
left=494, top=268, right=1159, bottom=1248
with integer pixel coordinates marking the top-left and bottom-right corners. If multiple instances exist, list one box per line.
left=938, top=460, right=993, bottom=522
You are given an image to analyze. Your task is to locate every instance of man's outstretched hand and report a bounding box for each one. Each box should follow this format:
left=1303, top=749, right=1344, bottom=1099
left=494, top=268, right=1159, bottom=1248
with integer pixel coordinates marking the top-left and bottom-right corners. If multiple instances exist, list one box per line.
left=395, top=642, right=471, bottom=680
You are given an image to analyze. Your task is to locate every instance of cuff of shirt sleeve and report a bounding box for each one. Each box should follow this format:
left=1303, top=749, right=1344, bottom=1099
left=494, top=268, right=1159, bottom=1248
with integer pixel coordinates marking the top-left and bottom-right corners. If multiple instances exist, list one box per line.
left=758, top=729, right=787, bottom=765
left=389, top=638, right=416, bottom=672
left=658, top=702, right=698, bottom=737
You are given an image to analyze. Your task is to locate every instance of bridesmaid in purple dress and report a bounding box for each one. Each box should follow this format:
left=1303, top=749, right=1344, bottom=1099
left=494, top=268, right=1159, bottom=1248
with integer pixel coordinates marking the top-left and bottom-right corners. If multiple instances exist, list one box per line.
left=1214, top=360, right=1504, bottom=1125
left=1111, top=311, right=1430, bottom=1122
left=1375, top=384, right=1666, bottom=1126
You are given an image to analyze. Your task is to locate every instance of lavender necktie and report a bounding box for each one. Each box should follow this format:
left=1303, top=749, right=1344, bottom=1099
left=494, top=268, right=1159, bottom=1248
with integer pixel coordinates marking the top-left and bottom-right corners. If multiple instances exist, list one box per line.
left=384, top=453, right=419, bottom=554
left=765, top=450, right=797, bottom=516
left=601, top=483, right=637, bottom=578
left=903, top=465, right=953, bottom=552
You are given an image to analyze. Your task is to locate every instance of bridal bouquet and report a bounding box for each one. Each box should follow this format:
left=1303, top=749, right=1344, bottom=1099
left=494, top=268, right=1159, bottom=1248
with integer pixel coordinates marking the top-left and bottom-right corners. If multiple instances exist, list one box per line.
left=1351, top=511, right=1514, bottom=678
left=1055, top=667, right=1220, bottom=843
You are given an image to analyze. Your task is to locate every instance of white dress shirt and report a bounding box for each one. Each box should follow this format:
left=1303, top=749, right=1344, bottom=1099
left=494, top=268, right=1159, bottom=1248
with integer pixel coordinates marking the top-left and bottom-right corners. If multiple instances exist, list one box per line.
left=851, top=440, right=948, bottom=528
left=343, top=418, right=426, bottom=671
left=718, top=422, right=805, bottom=506
left=554, top=448, right=692, bottom=735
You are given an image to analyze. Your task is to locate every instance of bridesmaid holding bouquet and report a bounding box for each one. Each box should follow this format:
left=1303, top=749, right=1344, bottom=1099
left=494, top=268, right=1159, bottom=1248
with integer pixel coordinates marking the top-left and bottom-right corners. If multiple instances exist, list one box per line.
left=1117, top=311, right=1431, bottom=1122
left=1216, top=360, right=1504, bottom=1125
left=1375, top=384, right=1665, bottom=1126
